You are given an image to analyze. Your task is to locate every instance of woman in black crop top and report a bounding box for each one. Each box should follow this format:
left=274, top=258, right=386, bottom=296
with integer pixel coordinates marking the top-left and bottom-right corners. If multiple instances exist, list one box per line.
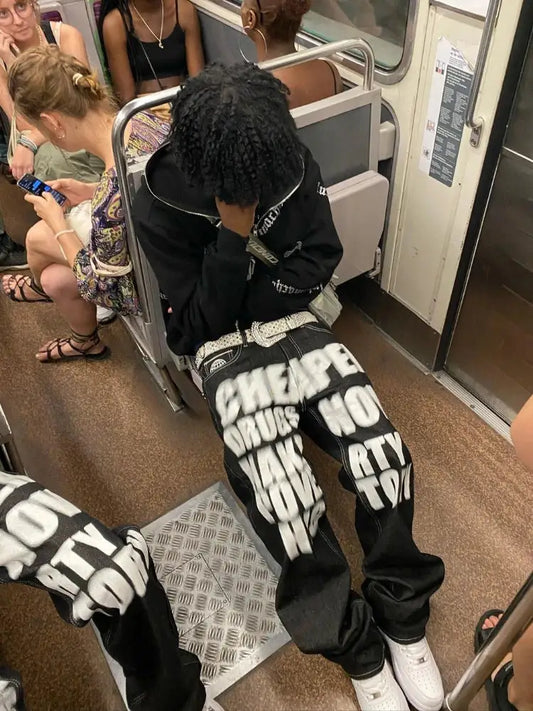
left=241, top=0, right=343, bottom=109
left=99, top=0, right=204, bottom=105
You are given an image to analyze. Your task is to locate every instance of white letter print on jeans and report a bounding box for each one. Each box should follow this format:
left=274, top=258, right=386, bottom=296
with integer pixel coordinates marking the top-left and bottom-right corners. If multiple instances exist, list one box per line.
left=215, top=342, right=411, bottom=560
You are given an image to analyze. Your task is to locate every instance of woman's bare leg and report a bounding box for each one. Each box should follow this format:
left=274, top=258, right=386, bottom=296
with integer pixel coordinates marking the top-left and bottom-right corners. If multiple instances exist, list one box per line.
left=26, top=219, right=68, bottom=284
left=37, top=263, right=106, bottom=360
left=1, top=220, right=67, bottom=300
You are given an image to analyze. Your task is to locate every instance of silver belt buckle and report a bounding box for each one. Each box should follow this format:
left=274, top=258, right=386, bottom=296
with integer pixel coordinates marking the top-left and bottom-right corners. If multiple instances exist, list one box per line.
left=251, top=320, right=286, bottom=348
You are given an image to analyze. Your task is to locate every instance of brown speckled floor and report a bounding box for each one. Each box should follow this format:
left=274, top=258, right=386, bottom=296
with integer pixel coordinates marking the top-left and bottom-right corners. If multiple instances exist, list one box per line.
left=0, top=292, right=530, bottom=711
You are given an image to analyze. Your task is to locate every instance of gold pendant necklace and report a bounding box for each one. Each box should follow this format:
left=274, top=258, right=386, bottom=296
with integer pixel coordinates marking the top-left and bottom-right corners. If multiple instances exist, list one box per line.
left=131, top=0, right=165, bottom=49
left=35, top=24, right=45, bottom=47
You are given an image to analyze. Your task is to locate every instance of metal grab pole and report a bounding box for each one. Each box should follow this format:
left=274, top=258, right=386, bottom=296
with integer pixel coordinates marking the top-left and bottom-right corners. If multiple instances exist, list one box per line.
left=112, top=87, right=182, bottom=320
left=464, top=0, right=503, bottom=147
left=446, top=574, right=533, bottom=711
left=259, top=38, right=375, bottom=90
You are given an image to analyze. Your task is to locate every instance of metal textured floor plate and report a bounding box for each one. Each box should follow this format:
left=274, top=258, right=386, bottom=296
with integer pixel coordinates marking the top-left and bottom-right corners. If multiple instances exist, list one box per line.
left=95, top=482, right=289, bottom=707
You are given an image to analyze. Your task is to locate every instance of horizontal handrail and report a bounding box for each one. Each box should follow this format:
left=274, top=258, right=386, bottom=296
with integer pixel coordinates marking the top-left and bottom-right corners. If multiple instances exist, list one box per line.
left=259, top=38, right=375, bottom=91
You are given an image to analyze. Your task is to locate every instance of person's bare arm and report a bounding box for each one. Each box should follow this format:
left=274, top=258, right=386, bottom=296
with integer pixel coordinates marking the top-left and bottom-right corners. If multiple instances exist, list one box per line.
left=57, top=23, right=90, bottom=65
left=0, top=68, right=46, bottom=177
left=511, top=395, right=533, bottom=472
left=0, top=69, right=13, bottom=118
left=179, top=0, right=204, bottom=77
left=103, top=10, right=136, bottom=104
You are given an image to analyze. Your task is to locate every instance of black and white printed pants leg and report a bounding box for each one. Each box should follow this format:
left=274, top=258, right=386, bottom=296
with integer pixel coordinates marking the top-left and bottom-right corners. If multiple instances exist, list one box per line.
left=0, top=667, right=25, bottom=711
left=0, top=471, right=205, bottom=711
left=201, top=321, right=445, bottom=679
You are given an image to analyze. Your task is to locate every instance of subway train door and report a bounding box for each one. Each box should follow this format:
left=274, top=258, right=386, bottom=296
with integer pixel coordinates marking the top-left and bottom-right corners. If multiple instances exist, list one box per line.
left=445, top=26, right=533, bottom=423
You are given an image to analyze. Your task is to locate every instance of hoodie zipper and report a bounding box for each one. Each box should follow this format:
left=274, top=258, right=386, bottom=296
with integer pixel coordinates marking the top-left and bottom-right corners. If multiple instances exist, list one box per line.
left=252, top=160, right=305, bottom=237
left=145, top=152, right=306, bottom=228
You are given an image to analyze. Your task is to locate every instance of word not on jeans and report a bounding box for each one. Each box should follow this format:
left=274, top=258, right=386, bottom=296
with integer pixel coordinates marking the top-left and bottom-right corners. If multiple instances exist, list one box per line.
left=0, top=473, right=149, bottom=624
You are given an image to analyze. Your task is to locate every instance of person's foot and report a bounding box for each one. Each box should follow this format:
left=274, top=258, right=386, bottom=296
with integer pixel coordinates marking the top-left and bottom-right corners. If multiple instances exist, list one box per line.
left=2, top=274, right=51, bottom=302
left=0, top=234, right=28, bottom=271
left=96, top=305, right=117, bottom=326
left=482, top=614, right=513, bottom=681
left=36, top=334, right=109, bottom=362
left=352, top=660, right=410, bottom=711
left=382, top=633, right=444, bottom=711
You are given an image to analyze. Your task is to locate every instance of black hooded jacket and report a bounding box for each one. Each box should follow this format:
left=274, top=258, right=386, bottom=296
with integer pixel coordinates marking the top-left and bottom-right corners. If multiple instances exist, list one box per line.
left=132, top=142, right=343, bottom=356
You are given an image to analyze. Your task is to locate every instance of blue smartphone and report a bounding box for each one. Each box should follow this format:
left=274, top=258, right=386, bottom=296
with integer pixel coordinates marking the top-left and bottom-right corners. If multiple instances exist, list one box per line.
left=17, top=173, right=67, bottom=207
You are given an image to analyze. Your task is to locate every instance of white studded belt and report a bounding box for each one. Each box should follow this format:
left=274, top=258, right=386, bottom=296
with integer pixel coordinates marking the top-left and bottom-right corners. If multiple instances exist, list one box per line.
left=195, top=311, right=317, bottom=370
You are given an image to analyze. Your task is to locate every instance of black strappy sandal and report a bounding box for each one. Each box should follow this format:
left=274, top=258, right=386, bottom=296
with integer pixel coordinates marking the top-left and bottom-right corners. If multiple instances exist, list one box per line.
left=474, top=609, right=518, bottom=711
left=4, top=274, right=52, bottom=303
left=38, top=327, right=111, bottom=363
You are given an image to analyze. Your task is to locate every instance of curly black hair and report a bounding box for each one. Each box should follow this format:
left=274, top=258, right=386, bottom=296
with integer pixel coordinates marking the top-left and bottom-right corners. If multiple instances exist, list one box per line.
left=169, top=63, right=303, bottom=206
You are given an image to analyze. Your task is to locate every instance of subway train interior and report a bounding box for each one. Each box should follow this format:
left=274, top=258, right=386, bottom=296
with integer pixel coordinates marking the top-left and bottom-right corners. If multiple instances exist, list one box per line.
left=0, top=0, right=532, bottom=709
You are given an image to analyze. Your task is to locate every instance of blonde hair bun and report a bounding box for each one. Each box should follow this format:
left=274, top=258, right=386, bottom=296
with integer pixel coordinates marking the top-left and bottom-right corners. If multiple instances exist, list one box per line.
left=8, top=45, right=113, bottom=121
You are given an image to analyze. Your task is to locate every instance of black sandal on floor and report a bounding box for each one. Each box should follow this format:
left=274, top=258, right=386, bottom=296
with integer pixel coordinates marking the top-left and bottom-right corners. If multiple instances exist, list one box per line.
left=38, top=328, right=111, bottom=363
left=4, top=274, right=52, bottom=303
left=474, top=609, right=518, bottom=711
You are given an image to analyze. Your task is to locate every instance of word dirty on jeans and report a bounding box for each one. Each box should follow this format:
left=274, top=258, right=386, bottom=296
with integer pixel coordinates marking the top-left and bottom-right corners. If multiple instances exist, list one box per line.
left=318, top=389, right=412, bottom=511
left=0, top=472, right=150, bottom=624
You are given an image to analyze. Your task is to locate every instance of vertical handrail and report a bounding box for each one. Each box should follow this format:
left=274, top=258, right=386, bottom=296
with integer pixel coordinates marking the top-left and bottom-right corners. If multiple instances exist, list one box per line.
left=112, top=87, right=181, bottom=319
left=446, top=574, right=533, bottom=711
left=465, top=0, right=503, bottom=147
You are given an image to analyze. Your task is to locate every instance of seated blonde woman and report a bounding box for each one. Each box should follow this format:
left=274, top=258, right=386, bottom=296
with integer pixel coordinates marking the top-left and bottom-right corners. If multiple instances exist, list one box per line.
left=1, top=45, right=168, bottom=362
left=0, top=0, right=102, bottom=182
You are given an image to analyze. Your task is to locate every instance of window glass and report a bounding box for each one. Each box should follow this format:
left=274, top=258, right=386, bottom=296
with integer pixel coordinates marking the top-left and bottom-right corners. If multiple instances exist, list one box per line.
left=302, top=0, right=411, bottom=71
left=230, top=0, right=411, bottom=71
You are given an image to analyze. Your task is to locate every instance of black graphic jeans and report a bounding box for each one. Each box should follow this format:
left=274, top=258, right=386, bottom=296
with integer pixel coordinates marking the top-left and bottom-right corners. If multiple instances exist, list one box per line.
left=0, top=470, right=205, bottom=711
left=200, top=321, right=445, bottom=679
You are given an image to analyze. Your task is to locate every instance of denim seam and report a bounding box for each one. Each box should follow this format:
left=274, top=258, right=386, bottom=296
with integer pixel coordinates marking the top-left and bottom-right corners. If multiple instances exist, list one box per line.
left=350, top=646, right=386, bottom=681
left=317, top=526, right=346, bottom=561
left=306, top=409, right=383, bottom=536
left=382, top=630, right=425, bottom=644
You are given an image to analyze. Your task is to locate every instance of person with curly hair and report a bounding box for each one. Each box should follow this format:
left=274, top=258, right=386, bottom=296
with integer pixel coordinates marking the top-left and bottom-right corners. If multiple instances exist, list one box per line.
left=133, top=62, right=445, bottom=711
left=241, top=0, right=343, bottom=108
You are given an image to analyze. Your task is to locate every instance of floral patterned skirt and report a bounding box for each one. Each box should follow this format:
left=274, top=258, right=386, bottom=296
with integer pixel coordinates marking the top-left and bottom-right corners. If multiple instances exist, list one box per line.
left=73, top=248, right=142, bottom=316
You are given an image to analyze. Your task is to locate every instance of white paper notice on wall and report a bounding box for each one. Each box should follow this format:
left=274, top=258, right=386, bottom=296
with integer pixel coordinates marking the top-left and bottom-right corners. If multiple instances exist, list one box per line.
left=419, top=37, right=474, bottom=187
left=434, top=0, right=489, bottom=18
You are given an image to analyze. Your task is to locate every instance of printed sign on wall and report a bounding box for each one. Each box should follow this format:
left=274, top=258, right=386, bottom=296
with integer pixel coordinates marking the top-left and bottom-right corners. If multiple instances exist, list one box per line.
left=419, top=37, right=474, bottom=187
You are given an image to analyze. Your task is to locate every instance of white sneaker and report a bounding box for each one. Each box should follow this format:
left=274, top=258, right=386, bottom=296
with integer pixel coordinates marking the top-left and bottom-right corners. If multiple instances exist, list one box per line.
left=96, top=305, right=117, bottom=325
left=203, top=700, right=224, bottom=711
left=383, top=634, right=444, bottom=711
left=352, top=660, right=409, bottom=711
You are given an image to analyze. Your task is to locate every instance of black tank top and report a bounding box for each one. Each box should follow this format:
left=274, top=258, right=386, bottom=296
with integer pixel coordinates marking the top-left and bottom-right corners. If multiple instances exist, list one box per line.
left=125, top=0, right=187, bottom=85
left=41, top=21, right=58, bottom=45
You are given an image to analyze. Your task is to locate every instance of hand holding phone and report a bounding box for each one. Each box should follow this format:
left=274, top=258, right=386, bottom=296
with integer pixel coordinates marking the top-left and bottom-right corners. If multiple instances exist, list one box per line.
left=17, top=173, right=67, bottom=207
